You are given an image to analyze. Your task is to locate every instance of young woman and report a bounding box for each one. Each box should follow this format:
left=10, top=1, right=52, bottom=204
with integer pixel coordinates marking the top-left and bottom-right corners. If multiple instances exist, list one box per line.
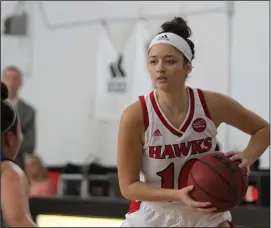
left=25, top=154, right=57, bottom=197
left=1, top=82, right=37, bottom=227
left=117, top=17, right=269, bottom=227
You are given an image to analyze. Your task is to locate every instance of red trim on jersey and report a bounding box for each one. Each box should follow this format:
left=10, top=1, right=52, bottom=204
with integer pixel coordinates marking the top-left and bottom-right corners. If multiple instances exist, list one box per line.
left=150, top=87, right=195, bottom=137
left=139, top=96, right=149, bottom=131
left=128, top=200, right=141, bottom=214
left=180, top=87, right=195, bottom=132
left=197, top=88, right=212, bottom=120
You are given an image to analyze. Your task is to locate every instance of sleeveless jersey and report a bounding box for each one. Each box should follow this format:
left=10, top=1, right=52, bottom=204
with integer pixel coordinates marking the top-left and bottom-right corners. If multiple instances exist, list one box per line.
left=129, top=87, right=218, bottom=213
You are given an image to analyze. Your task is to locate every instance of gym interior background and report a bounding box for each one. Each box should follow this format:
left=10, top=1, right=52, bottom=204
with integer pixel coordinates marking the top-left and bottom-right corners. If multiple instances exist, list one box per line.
left=1, top=1, right=269, bottom=227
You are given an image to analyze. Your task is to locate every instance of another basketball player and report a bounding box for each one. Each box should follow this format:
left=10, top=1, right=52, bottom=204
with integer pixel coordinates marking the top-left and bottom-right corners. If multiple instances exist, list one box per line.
left=117, top=17, right=270, bottom=227
left=1, top=82, right=37, bottom=227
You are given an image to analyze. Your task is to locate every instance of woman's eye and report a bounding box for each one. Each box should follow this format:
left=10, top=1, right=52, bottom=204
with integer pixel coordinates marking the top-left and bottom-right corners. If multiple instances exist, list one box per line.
left=166, top=60, right=175, bottom=64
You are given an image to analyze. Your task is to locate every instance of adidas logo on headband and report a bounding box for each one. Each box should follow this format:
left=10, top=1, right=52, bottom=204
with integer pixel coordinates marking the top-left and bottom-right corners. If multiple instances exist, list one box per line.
left=148, top=32, right=193, bottom=62
left=157, top=35, right=169, bottom=41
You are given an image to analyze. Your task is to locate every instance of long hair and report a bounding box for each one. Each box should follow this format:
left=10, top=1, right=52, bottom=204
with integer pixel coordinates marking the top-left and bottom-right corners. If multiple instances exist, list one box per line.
left=25, top=154, right=48, bottom=180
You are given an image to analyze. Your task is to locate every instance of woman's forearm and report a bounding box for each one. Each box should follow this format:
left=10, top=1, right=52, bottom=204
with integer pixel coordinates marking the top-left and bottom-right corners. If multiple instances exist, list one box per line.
left=122, top=181, right=180, bottom=202
left=243, top=125, right=270, bottom=165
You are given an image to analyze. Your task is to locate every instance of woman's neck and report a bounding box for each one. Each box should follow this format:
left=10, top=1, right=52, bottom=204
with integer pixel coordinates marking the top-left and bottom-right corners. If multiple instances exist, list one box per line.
left=156, top=87, right=188, bottom=115
left=1, top=148, right=15, bottom=160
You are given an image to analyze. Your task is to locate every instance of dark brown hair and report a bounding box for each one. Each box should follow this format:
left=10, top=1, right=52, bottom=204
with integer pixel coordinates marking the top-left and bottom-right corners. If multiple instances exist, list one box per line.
left=159, top=17, right=195, bottom=61
left=1, top=82, right=18, bottom=135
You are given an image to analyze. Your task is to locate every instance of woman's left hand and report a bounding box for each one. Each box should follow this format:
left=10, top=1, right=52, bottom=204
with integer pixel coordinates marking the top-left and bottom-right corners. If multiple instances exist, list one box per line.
left=224, top=151, right=250, bottom=176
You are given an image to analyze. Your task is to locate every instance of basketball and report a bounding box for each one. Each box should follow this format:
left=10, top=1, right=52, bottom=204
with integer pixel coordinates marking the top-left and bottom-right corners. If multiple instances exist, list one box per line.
left=187, top=152, right=248, bottom=212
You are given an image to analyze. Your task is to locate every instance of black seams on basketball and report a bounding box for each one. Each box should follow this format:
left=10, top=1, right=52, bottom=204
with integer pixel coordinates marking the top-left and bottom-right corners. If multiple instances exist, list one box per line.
left=187, top=152, right=248, bottom=212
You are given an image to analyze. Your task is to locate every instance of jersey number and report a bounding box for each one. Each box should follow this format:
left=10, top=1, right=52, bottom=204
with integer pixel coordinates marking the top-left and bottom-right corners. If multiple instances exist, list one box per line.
left=156, top=160, right=197, bottom=190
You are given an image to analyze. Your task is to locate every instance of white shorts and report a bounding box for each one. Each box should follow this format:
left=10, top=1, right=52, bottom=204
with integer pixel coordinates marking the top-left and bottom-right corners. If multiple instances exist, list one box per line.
left=121, top=201, right=232, bottom=227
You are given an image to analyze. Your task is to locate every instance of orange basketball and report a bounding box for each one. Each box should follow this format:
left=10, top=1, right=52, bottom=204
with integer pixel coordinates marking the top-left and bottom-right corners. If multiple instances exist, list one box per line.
left=187, top=152, right=248, bottom=212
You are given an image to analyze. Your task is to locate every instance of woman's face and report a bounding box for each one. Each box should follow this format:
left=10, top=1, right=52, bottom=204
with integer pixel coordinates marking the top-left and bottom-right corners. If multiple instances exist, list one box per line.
left=25, top=156, right=41, bottom=179
left=147, top=43, right=192, bottom=91
left=3, top=119, right=23, bottom=159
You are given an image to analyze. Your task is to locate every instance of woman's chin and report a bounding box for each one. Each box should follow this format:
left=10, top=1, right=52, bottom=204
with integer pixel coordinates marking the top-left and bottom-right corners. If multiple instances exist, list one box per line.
left=155, top=83, right=171, bottom=91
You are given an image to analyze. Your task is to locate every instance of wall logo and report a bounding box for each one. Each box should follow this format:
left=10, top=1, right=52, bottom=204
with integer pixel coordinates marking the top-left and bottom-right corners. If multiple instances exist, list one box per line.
left=108, top=54, right=127, bottom=93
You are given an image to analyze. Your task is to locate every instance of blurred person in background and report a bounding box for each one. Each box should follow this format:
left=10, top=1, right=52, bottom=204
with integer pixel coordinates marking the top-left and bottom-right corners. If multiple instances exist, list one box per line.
left=2, top=65, right=36, bottom=171
left=245, top=158, right=260, bottom=204
left=1, top=82, right=37, bottom=227
left=25, top=154, right=57, bottom=197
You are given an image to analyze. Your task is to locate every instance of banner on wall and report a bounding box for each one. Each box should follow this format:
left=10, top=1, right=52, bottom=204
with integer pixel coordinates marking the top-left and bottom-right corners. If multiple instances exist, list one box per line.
left=93, top=27, right=135, bottom=121
left=131, top=21, right=154, bottom=102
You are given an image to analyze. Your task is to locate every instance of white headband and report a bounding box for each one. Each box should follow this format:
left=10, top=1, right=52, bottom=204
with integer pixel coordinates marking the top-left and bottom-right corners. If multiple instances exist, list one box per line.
left=148, top=32, right=193, bottom=62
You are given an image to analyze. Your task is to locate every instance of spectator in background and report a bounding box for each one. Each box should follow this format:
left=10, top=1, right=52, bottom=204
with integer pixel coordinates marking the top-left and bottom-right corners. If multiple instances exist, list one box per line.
left=1, top=66, right=36, bottom=171
left=25, top=154, right=57, bottom=197
left=245, top=158, right=260, bottom=203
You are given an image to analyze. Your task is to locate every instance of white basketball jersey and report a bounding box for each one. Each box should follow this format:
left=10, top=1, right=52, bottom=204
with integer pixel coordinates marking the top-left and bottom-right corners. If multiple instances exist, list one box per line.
left=126, top=87, right=233, bottom=226
left=139, top=87, right=217, bottom=190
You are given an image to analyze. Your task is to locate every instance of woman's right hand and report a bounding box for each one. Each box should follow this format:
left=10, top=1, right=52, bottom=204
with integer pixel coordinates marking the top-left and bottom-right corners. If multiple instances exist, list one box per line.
left=178, top=185, right=217, bottom=213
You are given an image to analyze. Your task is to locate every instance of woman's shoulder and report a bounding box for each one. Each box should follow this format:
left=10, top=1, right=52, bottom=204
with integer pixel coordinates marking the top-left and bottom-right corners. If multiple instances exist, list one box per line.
left=121, top=100, right=145, bottom=125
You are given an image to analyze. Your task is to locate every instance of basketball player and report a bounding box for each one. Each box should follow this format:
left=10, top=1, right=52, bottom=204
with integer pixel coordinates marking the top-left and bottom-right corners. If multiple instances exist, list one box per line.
left=117, top=17, right=270, bottom=227
left=1, top=82, right=37, bottom=227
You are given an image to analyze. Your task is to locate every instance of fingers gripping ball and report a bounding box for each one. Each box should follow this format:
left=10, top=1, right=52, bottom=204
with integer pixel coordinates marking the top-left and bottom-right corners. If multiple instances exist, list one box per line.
left=187, top=152, right=248, bottom=212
